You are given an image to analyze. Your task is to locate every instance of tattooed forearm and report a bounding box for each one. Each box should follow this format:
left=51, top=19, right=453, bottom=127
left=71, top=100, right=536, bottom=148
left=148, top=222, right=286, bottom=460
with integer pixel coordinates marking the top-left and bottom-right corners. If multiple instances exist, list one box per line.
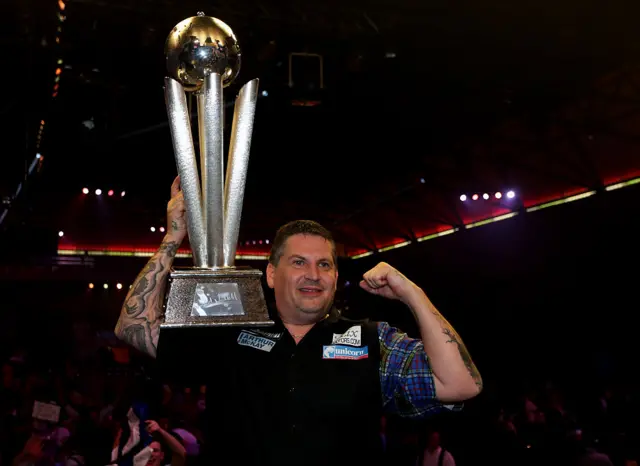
left=115, top=240, right=179, bottom=358
left=407, top=289, right=482, bottom=399
left=131, top=261, right=157, bottom=296
left=124, top=302, right=138, bottom=316
left=159, top=240, right=179, bottom=257
left=120, top=323, right=151, bottom=355
left=443, top=328, right=483, bottom=389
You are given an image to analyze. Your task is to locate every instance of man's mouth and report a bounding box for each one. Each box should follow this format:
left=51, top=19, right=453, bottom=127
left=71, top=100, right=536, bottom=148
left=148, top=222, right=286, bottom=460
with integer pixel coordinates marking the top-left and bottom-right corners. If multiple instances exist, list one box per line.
left=299, top=287, right=323, bottom=295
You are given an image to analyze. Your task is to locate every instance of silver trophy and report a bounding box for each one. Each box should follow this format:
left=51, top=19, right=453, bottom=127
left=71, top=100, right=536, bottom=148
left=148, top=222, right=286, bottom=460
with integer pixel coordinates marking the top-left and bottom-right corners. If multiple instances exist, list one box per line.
left=161, top=13, right=273, bottom=329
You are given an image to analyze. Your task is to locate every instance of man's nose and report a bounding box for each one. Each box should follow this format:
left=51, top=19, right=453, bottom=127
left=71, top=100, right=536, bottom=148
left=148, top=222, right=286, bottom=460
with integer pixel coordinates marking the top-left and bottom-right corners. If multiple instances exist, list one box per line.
left=304, top=264, right=321, bottom=280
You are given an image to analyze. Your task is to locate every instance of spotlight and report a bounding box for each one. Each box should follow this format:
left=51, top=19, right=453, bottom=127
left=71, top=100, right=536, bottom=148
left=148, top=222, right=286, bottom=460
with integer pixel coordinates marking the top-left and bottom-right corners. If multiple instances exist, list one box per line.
left=116, top=283, right=123, bottom=290
left=460, top=194, right=467, bottom=201
left=159, top=227, right=165, bottom=233
left=121, top=191, right=126, bottom=197
left=82, top=188, right=89, bottom=194
left=103, top=283, right=109, bottom=289
left=95, top=189, right=102, bottom=196
left=150, top=227, right=156, bottom=232
left=108, top=190, right=114, bottom=196
left=507, top=190, right=515, bottom=199
left=88, top=283, right=94, bottom=289
left=483, top=193, right=489, bottom=200
left=261, top=90, right=268, bottom=97
left=495, top=192, right=502, bottom=199
left=472, top=194, right=479, bottom=201
left=58, top=231, right=64, bottom=237
left=265, top=239, right=270, bottom=244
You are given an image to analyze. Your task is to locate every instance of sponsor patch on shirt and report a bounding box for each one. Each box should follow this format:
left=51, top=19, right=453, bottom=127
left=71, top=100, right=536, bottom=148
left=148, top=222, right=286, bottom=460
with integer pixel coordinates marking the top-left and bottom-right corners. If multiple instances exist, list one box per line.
left=322, top=345, right=369, bottom=360
left=237, top=331, right=277, bottom=352
left=331, top=325, right=362, bottom=346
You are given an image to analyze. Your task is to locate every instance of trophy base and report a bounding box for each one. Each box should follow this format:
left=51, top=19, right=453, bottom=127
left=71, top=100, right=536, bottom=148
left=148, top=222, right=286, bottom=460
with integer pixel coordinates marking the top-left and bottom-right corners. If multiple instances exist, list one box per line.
left=161, top=266, right=275, bottom=329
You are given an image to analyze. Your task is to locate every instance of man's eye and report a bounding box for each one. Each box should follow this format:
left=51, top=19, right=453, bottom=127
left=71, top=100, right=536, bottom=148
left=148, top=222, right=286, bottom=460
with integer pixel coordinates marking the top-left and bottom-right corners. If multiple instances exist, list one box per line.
left=293, top=260, right=304, bottom=266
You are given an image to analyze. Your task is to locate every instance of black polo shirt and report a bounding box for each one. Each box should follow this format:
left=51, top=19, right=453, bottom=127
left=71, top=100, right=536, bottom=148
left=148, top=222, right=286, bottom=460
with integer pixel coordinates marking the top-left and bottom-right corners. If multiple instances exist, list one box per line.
left=201, top=310, right=385, bottom=466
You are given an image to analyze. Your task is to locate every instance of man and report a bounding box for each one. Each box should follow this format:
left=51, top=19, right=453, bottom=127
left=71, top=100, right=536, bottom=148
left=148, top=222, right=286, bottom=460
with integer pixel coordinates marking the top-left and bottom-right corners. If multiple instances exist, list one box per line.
left=115, top=176, right=482, bottom=465
left=417, top=430, right=456, bottom=466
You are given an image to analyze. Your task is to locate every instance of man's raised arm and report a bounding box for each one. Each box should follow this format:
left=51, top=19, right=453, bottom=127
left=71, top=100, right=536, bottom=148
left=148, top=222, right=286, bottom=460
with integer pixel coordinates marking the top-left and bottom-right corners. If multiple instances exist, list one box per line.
left=114, top=176, right=186, bottom=358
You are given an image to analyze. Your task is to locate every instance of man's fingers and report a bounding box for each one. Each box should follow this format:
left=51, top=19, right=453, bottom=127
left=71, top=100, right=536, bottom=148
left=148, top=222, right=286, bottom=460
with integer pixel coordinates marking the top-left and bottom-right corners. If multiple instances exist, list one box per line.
left=360, top=280, right=384, bottom=295
left=363, top=270, right=377, bottom=289
left=168, top=192, right=185, bottom=212
left=363, top=269, right=388, bottom=289
left=170, top=175, right=181, bottom=198
left=359, top=280, right=376, bottom=292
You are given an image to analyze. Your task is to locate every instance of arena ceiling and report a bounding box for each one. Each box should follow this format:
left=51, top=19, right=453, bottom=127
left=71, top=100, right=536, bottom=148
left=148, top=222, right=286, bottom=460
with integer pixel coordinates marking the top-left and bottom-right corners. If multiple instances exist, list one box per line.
left=2, top=0, right=640, bottom=259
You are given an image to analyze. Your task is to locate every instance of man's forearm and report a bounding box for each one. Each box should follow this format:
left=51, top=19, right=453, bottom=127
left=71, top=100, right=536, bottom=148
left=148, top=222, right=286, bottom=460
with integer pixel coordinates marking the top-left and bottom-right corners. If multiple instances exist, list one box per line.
left=405, top=287, right=482, bottom=401
left=114, top=236, right=180, bottom=358
left=157, top=428, right=186, bottom=466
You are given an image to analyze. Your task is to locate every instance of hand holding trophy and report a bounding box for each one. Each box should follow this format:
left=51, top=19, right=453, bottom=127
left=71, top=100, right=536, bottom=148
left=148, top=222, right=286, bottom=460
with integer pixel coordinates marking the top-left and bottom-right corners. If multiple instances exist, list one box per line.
left=162, top=12, right=273, bottom=329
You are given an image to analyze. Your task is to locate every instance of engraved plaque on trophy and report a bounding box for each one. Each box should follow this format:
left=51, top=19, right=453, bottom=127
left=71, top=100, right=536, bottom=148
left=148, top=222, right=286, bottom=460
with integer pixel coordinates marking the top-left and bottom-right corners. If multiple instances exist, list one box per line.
left=161, top=13, right=273, bottom=329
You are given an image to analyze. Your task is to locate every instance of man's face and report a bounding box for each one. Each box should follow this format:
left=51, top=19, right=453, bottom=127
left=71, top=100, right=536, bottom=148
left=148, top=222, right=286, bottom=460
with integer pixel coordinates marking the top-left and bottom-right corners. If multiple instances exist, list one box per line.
left=146, top=441, right=165, bottom=466
left=266, top=234, right=338, bottom=325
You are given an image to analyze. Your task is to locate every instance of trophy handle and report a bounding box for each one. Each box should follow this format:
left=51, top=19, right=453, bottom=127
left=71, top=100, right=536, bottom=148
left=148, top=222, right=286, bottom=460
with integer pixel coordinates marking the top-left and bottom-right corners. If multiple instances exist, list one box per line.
left=164, top=77, right=208, bottom=268
left=223, top=78, right=259, bottom=267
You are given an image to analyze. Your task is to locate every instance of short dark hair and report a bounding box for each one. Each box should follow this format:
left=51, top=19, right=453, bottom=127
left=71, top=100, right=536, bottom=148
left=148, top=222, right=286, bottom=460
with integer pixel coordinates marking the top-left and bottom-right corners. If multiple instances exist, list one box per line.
left=268, top=220, right=337, bottom=266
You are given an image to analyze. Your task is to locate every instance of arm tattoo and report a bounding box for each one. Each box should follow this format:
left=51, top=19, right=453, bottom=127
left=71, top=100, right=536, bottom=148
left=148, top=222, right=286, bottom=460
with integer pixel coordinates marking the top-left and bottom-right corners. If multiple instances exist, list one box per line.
left=172, top=220, right=179, bottom=232
left=443, top=328, right=483, bottom=389
left=124, top=302, right=138, bottom=316
left=119, top=324, right=150, bottom=355
left=115, top=240, right=179, bottom=357
left=159, top=240, right=178, bottom=257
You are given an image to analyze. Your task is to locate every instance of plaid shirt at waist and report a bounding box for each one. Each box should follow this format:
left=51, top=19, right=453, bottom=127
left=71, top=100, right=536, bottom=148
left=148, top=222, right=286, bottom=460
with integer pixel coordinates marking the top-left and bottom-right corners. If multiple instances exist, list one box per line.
left=378, top=321, right=464, bottom=418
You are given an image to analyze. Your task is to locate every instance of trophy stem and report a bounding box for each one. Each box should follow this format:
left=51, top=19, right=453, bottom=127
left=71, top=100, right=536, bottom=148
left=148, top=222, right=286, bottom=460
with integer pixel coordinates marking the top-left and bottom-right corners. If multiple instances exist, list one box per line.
left=223, top=78, right=259, bottom=268
left=196, top=92, right=206, bottom=245
left=164, top=77, right=208, bottom=268
left=199, top=73, right=225, bottom=268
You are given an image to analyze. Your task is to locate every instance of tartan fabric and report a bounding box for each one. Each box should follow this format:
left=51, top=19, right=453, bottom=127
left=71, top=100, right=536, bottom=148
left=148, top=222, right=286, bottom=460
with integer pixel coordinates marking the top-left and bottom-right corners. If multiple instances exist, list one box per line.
left=378, top=322, right=463, bottom=418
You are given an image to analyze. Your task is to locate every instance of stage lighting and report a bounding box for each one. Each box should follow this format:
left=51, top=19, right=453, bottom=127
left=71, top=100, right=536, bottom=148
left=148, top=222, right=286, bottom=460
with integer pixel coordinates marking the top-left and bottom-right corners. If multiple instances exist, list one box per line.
left=507, top=190, right=515, bottom=199
left=121, top=191, right=126, bottom=197
left=58, top=231, right=64, bottom=237
left=103, top=283, right=109, bottom=289
left=116, top=283, right=123, bottom=290
left=495, top=192, right=502, bottom=199
left=82, top=188, right=89, bottom=194
left=472, top=194, right=479, bottom=201
left=95, top=189, right=102, bottom=196
left=483, top=193, right=489, bottom=200
left=88, top=283, right=94, bottom=289
left=460, top=194, right=467, bottom=201
left=150, top=227, right=156, bottom=232
left=108, top=190, right=114, bottom=196
left=159, top=227, right=165, bottom=233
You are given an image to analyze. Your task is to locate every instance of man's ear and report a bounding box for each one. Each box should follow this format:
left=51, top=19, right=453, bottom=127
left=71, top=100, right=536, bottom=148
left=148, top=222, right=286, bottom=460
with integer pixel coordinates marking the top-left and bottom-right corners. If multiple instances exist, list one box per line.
left=266, top=262, right=275, bottom=289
